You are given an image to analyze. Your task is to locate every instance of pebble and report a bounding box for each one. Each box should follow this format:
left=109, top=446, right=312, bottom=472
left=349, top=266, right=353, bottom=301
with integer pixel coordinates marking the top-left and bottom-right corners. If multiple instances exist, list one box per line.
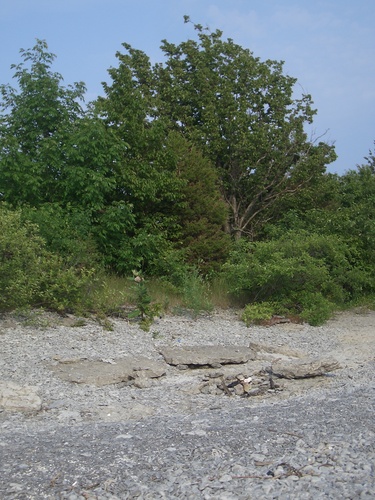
left=0, top=309, right=374, bottom=498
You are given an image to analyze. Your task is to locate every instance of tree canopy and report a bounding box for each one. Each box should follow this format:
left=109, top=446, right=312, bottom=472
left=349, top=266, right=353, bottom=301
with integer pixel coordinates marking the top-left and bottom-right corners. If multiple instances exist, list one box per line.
left=0, top=39, right=86, bottom=205
left=107, top=19, right=336, bottom=238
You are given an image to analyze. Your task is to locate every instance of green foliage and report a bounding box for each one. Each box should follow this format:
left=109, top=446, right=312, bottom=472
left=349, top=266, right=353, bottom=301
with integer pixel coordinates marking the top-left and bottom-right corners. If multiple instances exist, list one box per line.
left=263, top=152, right=375, bottom=297
left=152, top=23, right=336, bottom=238
left=0, top=39, right=86, bottom=206
left=96, top=23, right=335, bottom=245
left=0, top=207, right=49, bottom=310
left=166, top=132, right=231, bottom=273
left=178, top=269, right=213, bottom=317
left=223, top=230, right=369, bottom=325
left=21, top=203, right=101, bottom=269
left=241, top=301, right=278, bottom=326
left=0, top=206, right=96, bottom=313
left=128, top=274, right=162, bottom=331
left=298, top=292, right=334, bottom=326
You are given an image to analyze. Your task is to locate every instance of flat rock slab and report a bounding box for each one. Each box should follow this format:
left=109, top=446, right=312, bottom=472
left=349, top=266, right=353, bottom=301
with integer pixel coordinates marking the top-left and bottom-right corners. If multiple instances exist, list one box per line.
left=270, top=357, right=341, bottom=379
left=49, top=357, right=166, bottom=386
left=159, top=346, right=256, bottom=367
left=249, top=342, right=304, bottom=359
left=0, top=380, right=42, bottom=412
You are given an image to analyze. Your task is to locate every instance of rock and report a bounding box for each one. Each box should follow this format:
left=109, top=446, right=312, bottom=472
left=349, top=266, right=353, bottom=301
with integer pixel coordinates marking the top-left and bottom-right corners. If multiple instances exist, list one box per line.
left=233, top=384, right=245, bottom=396
left=48, top=357, right=166, bottom=386
left=249, top=342, right=304, bottom=359
left=0, top=380, right=42, bottom=412
left=198, top=371, right=273, bottom=397
left=159, top=345, right=256, bottom=367
left=245, top=387, right=266, bottom=397
left=269, top=357, right=341, bottom=379
left=132, top=372, right=153, bottom=389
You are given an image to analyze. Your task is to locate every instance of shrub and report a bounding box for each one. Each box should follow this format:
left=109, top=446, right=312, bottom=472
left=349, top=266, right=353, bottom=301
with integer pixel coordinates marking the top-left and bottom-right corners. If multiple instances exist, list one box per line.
left=0, top=206, right=97, bottom=312
left=241, top=302, right=279, bottom=326
left=222, top=230, right=368, bottom=325
left=127, top=274, right=162, bottom=331
left=21, top=203, right=101, bottom=269
left=298, top=292, right=335, bottom=326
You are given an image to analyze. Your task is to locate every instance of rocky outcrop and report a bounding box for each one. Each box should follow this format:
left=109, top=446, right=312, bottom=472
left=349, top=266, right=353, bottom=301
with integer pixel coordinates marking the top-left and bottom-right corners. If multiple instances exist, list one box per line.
left=268, top=357, right=341, bottom=379
left=48, top=357, right=166, bottom=386
left=159, top=345, right=256, bottom=368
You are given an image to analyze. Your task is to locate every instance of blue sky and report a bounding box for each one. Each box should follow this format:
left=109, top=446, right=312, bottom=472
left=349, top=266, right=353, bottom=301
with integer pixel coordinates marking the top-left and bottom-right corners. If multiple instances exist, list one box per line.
left=1, top=0, right=374, bottom=175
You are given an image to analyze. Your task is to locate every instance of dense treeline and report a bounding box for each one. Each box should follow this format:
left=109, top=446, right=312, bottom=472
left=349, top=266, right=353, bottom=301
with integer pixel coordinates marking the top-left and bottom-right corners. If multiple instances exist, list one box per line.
left=0, top=23, right=374, bottom=325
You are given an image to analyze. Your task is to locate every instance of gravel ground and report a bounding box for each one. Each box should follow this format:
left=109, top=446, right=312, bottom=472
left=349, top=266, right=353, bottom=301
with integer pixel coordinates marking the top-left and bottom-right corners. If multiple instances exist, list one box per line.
left=0, top=308, right=374, bottom=499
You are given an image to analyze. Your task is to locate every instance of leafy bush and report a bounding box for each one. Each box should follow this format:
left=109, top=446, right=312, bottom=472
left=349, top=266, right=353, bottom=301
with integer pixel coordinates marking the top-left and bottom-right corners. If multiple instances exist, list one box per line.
left=222, top=230, right=368, bottom=325
left=298, top=292, right=335, bottom=326
left=241, top=302, right=279, bottom=326
left=0, top=206, right=97, bottom=312
left=21, top=203, right=101, bottom=269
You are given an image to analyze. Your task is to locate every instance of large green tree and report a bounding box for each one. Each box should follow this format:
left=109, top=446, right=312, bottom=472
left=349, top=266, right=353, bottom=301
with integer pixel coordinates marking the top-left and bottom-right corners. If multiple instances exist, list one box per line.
left=165, top=132, right=231, bottom=272
left=0, top=39, right=86, bottom=205
left=94, top=46, right=230, bottom=273
left=111, top=19, right=336, bottom=238
left=0, top=41, right=181, bottom=274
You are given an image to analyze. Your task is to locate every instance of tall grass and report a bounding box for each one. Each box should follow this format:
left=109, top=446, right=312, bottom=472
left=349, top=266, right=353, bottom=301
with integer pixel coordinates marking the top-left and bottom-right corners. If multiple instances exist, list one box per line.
left=92, top=271, right=239, bottom=319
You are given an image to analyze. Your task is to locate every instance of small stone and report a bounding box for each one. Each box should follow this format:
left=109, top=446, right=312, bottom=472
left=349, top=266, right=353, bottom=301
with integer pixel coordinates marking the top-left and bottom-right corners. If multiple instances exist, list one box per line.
left=242, top=382, right=252, bottom=393
left=131, top=373, right=153, bottom=389
left=7, top=484, right=23, bottom=493
left=286, top=474, right=300, bottom=482
left=274, top=466, right=285, bottom=478
left=208, top=371, right=224, bottom=378
left=219, top=474, right=232, bottom=482
left=187, top=429, right=207, bottom=436
left=45, top=399, right=67, bottom=409
left=17, top=464, right=30, bottom=470
left=199, top=383, right=212, bottom=394
left=233, top=384, right=244, bottom=396
left=246, top=388, right=263, bottom=397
